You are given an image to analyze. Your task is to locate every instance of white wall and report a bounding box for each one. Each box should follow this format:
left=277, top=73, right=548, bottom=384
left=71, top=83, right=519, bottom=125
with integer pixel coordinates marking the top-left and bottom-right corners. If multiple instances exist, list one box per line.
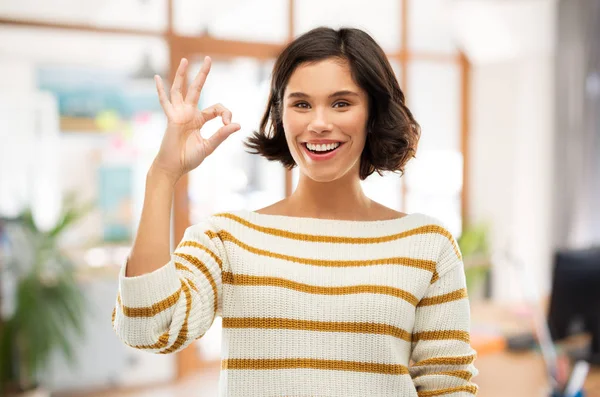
left=0, top=57, right=176, bottom=393
left=452, top=0, right=558, bottom=302
left=0, top=59, right=64, bottom=231
left=469, top=57, right=555, bottom=302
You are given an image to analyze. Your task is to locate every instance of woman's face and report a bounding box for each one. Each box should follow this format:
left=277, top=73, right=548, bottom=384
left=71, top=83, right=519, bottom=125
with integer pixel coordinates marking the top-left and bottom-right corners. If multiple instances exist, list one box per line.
left=282, top=58, right=369, bottom=183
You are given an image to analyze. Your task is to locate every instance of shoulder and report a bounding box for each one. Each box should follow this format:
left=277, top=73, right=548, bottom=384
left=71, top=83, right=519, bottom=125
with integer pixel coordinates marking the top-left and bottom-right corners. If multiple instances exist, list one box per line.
left=183, top=210, right=246, bottom=237
left=405, top=212, right=455, bottom=237
left=406, top=212, right=462, bottom=268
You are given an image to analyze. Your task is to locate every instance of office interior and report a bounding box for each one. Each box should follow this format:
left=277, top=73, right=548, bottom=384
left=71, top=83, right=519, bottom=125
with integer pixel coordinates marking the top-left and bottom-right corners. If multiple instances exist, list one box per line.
left=0, top=0, right=599, bottom=396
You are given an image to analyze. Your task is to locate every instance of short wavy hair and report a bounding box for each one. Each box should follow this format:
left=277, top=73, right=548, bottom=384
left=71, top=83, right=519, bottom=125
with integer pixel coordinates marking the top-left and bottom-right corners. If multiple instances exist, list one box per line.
left=243, top=26, right=421, bottom=180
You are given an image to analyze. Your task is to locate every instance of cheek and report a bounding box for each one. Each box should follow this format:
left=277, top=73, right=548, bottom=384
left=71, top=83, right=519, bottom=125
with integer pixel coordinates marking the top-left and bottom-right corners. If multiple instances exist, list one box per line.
left=282, top=111, right=301, bottom=154
left=282, top=110, right=305, bottom=133
left=337, top=110, right=368, bottom=137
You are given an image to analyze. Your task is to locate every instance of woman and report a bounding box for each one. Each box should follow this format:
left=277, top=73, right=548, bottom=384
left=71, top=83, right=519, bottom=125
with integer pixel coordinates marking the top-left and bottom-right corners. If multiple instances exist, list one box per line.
left=113, top=27, right=479, bottom=396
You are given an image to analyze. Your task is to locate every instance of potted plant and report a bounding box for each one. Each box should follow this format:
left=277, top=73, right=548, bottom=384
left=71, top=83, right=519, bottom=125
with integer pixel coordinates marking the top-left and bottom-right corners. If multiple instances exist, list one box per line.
left=458, top=221, right=492, bottom=300
left=0, top=193, right=92, bottom=396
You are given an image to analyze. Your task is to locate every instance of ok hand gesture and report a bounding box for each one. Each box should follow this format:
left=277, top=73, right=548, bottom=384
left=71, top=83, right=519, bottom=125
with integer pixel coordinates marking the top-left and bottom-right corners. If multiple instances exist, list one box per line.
left=151, top=56, right=241, bottom=183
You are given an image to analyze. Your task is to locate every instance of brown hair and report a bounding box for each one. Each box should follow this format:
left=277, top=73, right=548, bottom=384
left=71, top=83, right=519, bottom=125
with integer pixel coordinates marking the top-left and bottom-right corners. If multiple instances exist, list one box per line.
left=243, top=26, right=420, bottom=180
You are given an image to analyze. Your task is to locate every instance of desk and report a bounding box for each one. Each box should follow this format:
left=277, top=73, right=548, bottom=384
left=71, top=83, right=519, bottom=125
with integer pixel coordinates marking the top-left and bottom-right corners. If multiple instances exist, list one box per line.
left=475, top=351, right=600, bottom=397
left=470, top=301, right=600, bottom=397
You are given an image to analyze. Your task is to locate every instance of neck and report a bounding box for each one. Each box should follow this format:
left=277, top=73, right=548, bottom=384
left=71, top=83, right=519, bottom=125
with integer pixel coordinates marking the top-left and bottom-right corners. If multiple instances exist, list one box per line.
left=287, top=171, right=374, bottom=220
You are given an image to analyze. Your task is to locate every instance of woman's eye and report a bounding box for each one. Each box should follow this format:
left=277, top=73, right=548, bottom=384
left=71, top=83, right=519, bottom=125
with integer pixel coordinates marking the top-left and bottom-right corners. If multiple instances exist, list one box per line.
left=294, top=102, right=310, bottom=109
left=333, top=102, right=350, bottom=108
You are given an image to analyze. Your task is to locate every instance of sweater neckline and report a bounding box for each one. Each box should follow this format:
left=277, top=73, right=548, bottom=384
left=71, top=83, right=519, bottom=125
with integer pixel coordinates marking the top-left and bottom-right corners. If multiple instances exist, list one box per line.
left=238, top=209, right=421, bottom=228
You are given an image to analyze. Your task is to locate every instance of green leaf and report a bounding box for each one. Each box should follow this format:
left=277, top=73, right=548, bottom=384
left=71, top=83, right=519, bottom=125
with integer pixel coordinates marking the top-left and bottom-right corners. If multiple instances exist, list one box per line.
left=1, top=191, right=92, bottom=386
left=0, top=320, right=18, bottom=391
left=458, top=221, right=490, bottom=259
left=47, top=193, right=94, bottom=239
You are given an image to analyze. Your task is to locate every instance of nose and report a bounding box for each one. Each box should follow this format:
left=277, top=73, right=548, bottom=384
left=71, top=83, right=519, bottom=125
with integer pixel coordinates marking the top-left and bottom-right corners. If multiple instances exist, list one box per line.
left=307, top=108, right=333, bottom=134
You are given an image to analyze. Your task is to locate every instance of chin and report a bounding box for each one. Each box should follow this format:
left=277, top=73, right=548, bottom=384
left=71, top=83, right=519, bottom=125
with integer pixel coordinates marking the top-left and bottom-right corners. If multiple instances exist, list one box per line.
left=293, top=155, right=361, bottom=183
left=302, top=168, right=347, bottom=183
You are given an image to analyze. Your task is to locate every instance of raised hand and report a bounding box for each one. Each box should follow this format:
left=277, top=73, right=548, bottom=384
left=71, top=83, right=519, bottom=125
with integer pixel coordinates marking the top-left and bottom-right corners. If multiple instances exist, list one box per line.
left=151, top=56, right=241, bottom=183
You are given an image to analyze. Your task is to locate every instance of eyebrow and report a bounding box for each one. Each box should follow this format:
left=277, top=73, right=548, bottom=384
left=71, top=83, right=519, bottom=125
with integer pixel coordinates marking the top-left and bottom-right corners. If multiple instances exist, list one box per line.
left=287, top=90, right=360, bottom=99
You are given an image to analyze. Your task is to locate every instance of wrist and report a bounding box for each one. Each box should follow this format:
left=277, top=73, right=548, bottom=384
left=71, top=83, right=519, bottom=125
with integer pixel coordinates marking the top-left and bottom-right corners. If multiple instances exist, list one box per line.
left=147, top=163, right=180, bottom=188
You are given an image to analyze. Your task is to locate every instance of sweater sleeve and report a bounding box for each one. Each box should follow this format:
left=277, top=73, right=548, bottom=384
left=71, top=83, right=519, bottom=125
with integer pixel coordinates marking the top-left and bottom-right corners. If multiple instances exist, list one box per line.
left=409, top=234, right=479, bottom=396
left=111, top=219, right=225, bottom=354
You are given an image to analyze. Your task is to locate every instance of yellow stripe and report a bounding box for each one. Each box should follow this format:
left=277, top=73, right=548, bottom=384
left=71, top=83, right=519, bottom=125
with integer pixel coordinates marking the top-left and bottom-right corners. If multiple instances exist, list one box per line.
left=174, top=262, right=199, bottom=292
left=418, top=289, right=468, bottom=307
left=177, top=240, right=223, bottom=270
left=412, top=370, right=473, bottom=381
left=117, top=288, right=181, bottom=318
left=221, top=358, right=409, bottom=375
left=185, top=277, right=198, bottom=292
left=159, top=280, right=192, bottom=354
left=174, top=262, right=191, bottom=272
left=417, top=385, right=478, bottom=396
left=208, top=229, right=438, bottom=279
left=413, top=330, right=470, bottom=343
left=215, top=212, right=462, bottom=260
left=174, top=254, right=218, bottom=319
left=412, top=354, right=476, bottom=367
left=222, top=317, right=412, bottom=342
left=130, top=280, right=191, bottom=353
left=222, top=272, right=419, bottom=306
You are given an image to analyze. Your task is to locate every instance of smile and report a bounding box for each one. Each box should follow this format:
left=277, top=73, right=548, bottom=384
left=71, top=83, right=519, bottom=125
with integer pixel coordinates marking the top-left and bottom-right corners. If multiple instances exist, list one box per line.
left=301, top=142, right=344, bottom=161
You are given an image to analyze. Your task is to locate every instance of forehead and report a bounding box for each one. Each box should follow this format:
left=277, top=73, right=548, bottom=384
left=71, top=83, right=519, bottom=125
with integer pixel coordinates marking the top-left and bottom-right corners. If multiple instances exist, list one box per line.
left=284, top=59, right=362, bottom=96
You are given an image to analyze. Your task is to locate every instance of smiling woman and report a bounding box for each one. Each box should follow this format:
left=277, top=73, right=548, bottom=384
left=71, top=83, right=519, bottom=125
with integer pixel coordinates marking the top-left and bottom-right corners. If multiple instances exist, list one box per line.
left=112, top=26, right=479, bottom=397
left=244, top=27, right=420, bottom=183
left=279, top=59, right=368, bottom=178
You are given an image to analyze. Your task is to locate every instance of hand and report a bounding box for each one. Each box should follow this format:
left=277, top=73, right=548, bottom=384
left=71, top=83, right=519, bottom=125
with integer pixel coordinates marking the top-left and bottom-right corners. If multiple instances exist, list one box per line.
left=151, top=56, right=241, bottom=183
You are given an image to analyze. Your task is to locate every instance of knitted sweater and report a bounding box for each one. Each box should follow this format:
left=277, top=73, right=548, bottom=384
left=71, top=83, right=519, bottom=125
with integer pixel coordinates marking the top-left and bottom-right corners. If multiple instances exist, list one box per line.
left=112, top=210, right=479, bottom=397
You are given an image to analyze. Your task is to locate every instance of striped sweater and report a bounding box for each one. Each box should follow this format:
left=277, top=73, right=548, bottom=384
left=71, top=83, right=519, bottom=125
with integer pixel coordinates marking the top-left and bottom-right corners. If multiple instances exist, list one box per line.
left=112, top=210, right=479, bottom=397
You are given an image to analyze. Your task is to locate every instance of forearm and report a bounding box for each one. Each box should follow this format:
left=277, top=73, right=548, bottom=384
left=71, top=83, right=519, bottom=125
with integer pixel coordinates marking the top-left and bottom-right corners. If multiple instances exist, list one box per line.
left=113, top=56, right=233, bottom=354
left=410, top=258, right=479, bottom=395
left=125, top=165, right=177, bottom=277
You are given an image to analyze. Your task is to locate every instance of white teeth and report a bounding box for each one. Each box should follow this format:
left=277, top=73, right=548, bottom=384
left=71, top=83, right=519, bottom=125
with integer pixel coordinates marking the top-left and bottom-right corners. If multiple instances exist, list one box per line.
left=306, top=142, right=341, bottom=152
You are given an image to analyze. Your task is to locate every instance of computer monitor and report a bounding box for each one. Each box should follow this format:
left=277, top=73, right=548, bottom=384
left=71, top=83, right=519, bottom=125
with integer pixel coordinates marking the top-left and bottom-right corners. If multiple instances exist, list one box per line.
left=547, top=246, right=600, bottom=365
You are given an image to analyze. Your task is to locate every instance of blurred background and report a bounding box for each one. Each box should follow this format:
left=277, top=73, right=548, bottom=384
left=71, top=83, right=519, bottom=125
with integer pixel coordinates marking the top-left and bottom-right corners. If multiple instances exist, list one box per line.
left=0, top=0, right=599, bottom=396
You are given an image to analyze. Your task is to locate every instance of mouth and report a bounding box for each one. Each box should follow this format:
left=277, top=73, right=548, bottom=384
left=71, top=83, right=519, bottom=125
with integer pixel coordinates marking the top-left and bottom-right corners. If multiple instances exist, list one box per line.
left=301, top=142, right=345, bottom=161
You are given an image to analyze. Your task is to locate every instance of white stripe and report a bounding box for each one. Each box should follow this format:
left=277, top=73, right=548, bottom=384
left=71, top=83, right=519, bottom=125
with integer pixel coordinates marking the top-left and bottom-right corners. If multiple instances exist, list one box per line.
left=222, top=285, right=416, bottom=327
left=219, top=368, right=418, bottom=397
left=118, top=260, right=181, bottom=308
left=414, top=300, right=472, bottom=333
left=427, top=271, right=467, bottom=294
left=223, top=328, right=412, bottom=364
left=410, top=340, right=476, bottom=361
left=114, top=308, right=177, bottom=350
left=226, top=251, right=433, bottom=295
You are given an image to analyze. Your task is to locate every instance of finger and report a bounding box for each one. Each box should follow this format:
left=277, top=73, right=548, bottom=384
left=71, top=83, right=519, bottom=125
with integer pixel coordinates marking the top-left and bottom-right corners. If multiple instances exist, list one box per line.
left=185, top=56, right=212, bottom=107
left=199, top=103, right=233, bottom=125
left=204, top=123, right=241, bottom=156
left=170, top=58, right=188, bottom=104
left=154, top=75, right=172, bottom=115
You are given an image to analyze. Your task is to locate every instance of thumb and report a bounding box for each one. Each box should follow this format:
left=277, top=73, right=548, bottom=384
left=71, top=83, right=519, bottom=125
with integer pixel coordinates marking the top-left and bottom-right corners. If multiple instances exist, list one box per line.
left=204, top=123, right=241, bottom=156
